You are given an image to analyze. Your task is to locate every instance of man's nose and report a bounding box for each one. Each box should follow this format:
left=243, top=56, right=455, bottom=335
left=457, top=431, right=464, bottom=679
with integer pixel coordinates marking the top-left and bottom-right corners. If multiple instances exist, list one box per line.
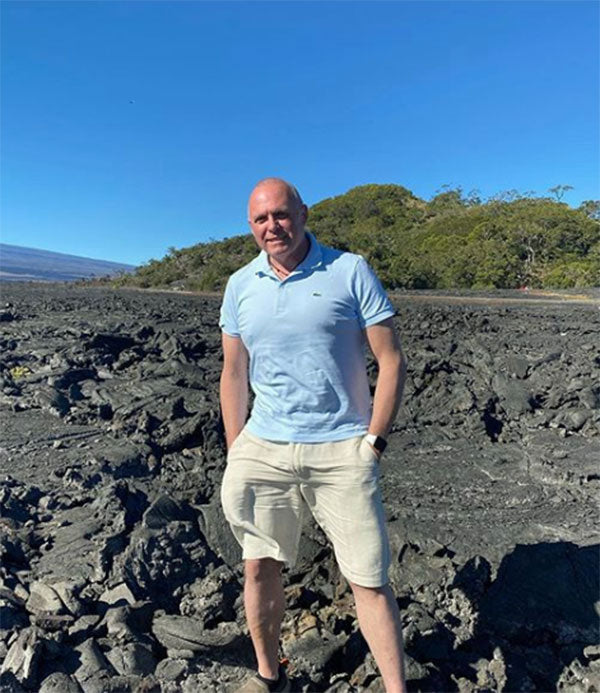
left=266, top=214, right=279, bottom=231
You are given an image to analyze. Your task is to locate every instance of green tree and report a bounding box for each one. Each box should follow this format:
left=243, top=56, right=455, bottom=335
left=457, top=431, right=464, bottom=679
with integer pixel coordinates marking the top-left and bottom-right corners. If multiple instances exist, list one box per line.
left=112, top=183, right=599, bottom=292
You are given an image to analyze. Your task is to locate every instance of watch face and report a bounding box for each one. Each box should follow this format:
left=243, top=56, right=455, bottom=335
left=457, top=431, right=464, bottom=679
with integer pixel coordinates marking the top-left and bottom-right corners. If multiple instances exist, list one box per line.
left=373, top=436, right=387, bottom=453
left=365, top=434, right=387, bottom=453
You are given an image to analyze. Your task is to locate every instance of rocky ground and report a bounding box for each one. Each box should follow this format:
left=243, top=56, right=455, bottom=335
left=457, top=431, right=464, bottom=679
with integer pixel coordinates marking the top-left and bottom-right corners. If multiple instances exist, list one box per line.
left=0, top=283, right=598, bottom=693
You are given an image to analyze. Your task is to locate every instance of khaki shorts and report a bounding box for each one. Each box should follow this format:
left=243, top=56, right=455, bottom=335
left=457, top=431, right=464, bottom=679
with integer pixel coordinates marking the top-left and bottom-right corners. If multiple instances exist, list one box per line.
left=220, top=428, right=391, bottom=587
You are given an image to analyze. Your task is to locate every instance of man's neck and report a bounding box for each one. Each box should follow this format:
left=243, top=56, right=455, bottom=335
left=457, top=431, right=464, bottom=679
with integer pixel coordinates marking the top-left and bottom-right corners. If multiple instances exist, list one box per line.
left=268, top=233, right=310, bottom=275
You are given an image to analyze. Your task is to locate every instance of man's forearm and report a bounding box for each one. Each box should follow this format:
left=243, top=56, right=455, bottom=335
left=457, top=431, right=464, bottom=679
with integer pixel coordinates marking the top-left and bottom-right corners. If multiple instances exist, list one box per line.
left=368, top=354, right=407, bottom=438
left=220, top=370, right=249, bottom=449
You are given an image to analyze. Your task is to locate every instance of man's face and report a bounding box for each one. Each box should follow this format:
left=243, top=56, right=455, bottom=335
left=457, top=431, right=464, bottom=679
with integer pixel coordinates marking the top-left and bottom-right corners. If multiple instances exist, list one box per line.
left=247, top=182, right=308, bottom=262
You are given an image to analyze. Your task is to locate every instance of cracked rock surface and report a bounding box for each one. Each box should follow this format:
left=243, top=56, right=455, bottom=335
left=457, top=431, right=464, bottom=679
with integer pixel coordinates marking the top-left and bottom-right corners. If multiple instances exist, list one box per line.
left=0, top=284, right=598, bottom=692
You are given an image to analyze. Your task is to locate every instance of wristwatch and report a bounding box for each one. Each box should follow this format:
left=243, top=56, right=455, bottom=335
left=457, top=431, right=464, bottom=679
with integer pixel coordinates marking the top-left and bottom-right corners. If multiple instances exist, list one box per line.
left=365, top=433, right=387, bottom=454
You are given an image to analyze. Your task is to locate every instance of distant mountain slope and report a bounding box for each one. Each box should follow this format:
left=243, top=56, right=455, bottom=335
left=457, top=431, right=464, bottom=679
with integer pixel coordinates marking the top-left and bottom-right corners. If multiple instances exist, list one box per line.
left=0, top=244, right=136, bottom=282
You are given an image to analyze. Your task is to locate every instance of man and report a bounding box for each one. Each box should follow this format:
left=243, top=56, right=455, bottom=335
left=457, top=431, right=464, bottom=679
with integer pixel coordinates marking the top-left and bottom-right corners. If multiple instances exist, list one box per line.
left=219, top=178, right=407, bottom=693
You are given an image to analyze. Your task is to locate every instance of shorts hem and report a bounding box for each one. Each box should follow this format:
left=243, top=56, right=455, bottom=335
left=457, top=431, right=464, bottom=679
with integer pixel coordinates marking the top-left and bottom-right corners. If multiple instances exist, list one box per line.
left=338, top=568, right=390, bottom=588
left=336, top=555, right=390, bottom=588
left=242, top=549, right=295, bottom=567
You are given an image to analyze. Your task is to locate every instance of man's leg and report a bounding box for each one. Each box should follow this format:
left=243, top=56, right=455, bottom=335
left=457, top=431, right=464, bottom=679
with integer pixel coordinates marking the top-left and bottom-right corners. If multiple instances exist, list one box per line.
left=244, top=558, right=286, bottom=680
left=350, top=581, right=407, bottom=693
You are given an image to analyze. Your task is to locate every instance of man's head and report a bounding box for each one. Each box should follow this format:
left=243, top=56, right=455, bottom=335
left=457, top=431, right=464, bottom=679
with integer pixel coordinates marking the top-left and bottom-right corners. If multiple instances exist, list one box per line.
left=247, top=178, right=308, bottom=263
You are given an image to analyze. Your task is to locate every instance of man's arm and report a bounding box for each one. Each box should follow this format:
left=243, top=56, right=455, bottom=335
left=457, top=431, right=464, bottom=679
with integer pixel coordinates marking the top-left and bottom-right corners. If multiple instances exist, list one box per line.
left=220, top=333, right=249, bottom=450
left=364, top=317, right=407, bottom=447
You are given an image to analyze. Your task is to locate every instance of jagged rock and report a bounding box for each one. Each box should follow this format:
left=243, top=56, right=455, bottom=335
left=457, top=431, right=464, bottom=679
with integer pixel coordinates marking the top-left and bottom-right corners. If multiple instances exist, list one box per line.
left=403, top=654, right=432, bottom=684
left=184, top=670, right=245, bottom=693
left=0, top=627, right=43, bottom=688
left=12, top=584, right=29, bottom=603
left=0, top=671, right=26, bottom=692
left=0, top=310, right=16, bottom=322
left=72, top=638, right=115, bottom=685
left=86, top=333, right=136, bottom=355
left=99, top=605, right=136, bottom=641
left=80, top=674, right=144, bottom=693
left=34, top=387, right=71, bottom=418
left=134, top=677, right=162, bottom=693
left=394, top=542, right=457, bottom=598
left=196, top=499, right=242, bottom=568
left=98, top=602, right=154, bottom=642
left=0, top=588, right=28, bottom=630
left=179, top=564, right=239, bottom=626
left=152, top=614, right=240, bottom=652
left=38, top=671, right=82, bottom=693
left=25, top=581, right=64, bottom=615
left=557, top=656, right=600, bottom=692
left=34, top=481, right=146, bottom=584
left=349, top=652, right=380, bottom=690
left=283, top=627, right=347, bottom=684
left=116, top=520, right=215, bottom=608
left=99, top=582, right=136, bottom=608
left=454, top=675, right=480, bottom=693
left=51, top=580, right=84, bottom=617
left=474, top=647, right=507, bottom=691
left=1, top=284, right=599, bottom=693
left=492, top=374, right=533, bottom=416
left=142, top=494, right=192, bottom=530
left=34, top=519, right=104, bottom=583
left=579, top=386, right=600, bottom=409
left=154, top=658, right=189, bottom=681
left=105, top=642, right=156, bottom=676
left=584, top=644, right=600, bottom=660
left=452, top=555, right=492, bottom=601
left=0, top=480, right=40, bottom=524
left=159, top=411, right=211, bottom=453
left=48, top=368, right=97, bottom=391
left=401, top=602, right=437, bottom=649
left=31, top=613, right=74, bottom=631
left=324, top=680, right=353, bottom=692
left=90, top=442, right=152, bottom=479
left=505, top=354, right=529, bottom=379
left=68, top=614, right=101, bottom=640
left=568, top=408, right=595, bottom=431
left=363, top=677, right=385, bottom=692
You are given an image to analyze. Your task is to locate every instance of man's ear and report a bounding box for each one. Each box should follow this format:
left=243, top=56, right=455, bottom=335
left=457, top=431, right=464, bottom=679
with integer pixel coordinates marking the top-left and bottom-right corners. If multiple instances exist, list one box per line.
left=301, top=204, right=308, bottom=225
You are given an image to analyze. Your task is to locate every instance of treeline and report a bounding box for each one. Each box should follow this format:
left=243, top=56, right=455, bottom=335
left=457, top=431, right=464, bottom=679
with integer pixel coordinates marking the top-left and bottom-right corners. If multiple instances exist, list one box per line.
left=114, top=184, right=600, bottom=291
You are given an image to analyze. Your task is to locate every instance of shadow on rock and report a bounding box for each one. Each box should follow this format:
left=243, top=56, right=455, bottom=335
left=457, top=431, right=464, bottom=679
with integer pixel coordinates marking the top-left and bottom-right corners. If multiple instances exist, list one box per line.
left=453, top=541, right=599, bottom=691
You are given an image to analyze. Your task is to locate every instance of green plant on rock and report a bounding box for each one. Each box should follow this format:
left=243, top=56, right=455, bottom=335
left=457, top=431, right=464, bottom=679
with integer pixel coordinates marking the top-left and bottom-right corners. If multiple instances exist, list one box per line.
left=10, top=365, right=31, bottom=379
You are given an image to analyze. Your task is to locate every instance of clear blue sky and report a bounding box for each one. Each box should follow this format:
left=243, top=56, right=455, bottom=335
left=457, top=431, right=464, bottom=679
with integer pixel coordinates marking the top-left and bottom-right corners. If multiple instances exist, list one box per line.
left=2, top=1, right=598, bottom=266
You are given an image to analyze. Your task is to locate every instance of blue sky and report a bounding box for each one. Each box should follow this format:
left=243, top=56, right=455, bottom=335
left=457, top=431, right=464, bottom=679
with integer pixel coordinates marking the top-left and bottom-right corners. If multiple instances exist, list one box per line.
left=2, top=1, right=598, bottom=266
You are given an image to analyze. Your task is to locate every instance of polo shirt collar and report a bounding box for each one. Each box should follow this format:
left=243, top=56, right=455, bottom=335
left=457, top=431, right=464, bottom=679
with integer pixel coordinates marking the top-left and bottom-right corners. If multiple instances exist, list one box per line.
left=255, top=231, right=323, bottom=278
left=295, top=231, right=323, bottom=272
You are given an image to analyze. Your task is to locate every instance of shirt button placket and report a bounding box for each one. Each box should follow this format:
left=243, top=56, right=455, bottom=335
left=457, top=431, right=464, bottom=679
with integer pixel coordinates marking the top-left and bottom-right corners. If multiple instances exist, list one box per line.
left=275, top=280, right=285, bottom=316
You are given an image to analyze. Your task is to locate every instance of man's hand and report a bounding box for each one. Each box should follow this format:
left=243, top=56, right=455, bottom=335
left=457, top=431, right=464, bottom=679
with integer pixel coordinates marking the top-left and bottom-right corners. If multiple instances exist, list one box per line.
left=366, top=440, right=383, bottom=460
left=220, top=333, right=250, bottom=450
left=364, top=317, right=407, bottom=443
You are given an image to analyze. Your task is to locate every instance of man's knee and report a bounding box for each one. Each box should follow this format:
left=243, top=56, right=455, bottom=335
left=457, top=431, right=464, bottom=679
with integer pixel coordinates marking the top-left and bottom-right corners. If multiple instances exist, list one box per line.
left=244, top=557, right=284, bottom=583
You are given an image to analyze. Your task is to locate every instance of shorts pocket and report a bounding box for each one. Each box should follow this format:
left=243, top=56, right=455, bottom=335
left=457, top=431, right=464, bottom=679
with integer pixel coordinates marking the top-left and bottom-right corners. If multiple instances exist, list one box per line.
left=226, top=428, right=247, bottom=459
left=357, top=436, right=379, bottom=466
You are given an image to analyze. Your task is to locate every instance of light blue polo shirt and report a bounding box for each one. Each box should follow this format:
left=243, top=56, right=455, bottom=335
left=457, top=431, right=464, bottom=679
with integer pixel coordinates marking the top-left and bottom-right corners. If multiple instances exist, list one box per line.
left=219, top=232, right=395, bottom=442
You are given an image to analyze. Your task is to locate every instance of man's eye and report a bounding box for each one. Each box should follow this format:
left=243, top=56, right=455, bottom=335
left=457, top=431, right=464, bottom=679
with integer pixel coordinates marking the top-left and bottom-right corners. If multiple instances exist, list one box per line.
left=275, top=212, right=289, bottom=219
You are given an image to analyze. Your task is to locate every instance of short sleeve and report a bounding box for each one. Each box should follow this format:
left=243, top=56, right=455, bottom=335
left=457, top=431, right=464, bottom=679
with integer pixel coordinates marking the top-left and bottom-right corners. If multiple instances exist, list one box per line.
left=350, top=256, right=395, bottom=328
left=219, top=277, right=241, bottom=337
